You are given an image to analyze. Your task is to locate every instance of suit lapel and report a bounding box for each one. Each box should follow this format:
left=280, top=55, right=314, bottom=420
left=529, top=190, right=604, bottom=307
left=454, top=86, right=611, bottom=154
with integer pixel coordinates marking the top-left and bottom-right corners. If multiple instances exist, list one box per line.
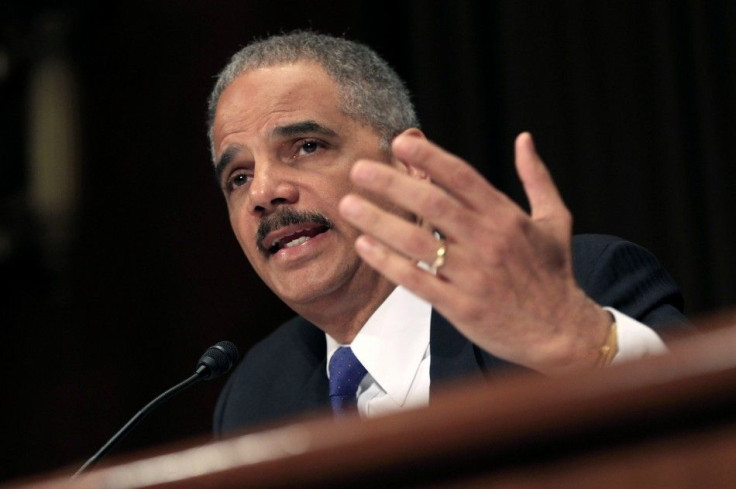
left=295, top=356, right=329, bottom=413
left=287, top=318, right=331, bottom=415
left=429, top=310, right=485, bottom=395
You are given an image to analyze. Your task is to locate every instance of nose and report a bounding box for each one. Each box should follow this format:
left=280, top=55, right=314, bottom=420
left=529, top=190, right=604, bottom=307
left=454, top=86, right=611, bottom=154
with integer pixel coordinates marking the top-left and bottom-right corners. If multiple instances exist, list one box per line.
left=247, top=161, right=299, bottom=215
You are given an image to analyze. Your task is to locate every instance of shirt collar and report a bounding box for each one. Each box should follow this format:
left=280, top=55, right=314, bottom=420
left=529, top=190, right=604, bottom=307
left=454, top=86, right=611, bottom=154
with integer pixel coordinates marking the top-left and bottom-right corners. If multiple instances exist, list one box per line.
left=326, top=286, right=432, bottom=406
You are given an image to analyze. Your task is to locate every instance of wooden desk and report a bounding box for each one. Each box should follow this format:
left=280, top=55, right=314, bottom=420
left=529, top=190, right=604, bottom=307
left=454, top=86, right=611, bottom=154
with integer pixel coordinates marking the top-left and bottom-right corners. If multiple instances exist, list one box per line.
left=5, top=309, right=736, bottom=488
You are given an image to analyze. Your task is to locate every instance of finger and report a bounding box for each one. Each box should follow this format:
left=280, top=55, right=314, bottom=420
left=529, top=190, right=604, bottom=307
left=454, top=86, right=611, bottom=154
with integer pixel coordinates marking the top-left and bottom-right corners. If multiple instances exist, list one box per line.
left=349, top=159, right=475, bottom=233
left=339, top=193, right=444, bottom=263
left=391, top=134, right=511, bottom=211
left=354, top=234, right=452, bottom=304
left=340, top=193, right=478, bottom=285
left=514, top=132, right=571, bottom=226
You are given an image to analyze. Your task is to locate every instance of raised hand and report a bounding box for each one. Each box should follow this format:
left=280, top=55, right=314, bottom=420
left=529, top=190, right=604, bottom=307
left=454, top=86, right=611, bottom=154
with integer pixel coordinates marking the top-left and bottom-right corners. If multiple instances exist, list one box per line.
left=339, top=132, right=611, bottom=374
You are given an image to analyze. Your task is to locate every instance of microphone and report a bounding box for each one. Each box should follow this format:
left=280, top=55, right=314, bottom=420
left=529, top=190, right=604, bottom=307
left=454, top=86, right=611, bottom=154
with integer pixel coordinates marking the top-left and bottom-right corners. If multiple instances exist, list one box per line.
left=72, top=340, right=239, bottom=479
left=195, top=341, right=239, bottom=380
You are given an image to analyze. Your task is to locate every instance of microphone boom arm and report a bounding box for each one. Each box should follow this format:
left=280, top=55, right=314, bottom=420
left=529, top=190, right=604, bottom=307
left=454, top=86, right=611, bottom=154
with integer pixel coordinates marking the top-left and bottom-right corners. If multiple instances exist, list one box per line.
left=72, top=340, right=239, bottom=479
left=72, top=371, right=203, bottom=478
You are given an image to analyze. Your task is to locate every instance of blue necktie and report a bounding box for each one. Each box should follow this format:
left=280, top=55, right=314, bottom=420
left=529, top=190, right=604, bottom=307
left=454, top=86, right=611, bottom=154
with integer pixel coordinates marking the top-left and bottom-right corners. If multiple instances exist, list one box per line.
left=329, top=346, right=367, bottom=415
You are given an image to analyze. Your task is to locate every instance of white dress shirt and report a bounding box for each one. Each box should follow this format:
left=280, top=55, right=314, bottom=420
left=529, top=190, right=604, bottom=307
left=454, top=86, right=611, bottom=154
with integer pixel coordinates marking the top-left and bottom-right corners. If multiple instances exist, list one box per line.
left=326, top=286, right=667, bottom=418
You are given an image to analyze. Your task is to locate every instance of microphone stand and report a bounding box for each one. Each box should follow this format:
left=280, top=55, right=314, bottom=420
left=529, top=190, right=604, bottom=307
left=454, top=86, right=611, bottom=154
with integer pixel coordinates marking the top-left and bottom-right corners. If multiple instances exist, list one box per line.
left=72, top=370, right=204, bottom=479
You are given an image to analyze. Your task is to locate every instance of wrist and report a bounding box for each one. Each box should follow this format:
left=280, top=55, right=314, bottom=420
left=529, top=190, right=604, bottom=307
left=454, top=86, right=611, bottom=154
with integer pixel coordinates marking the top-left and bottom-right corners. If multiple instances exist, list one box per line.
left=595, top=320, right=618, bottom=367
left=536, top=297, right=615, bottom=375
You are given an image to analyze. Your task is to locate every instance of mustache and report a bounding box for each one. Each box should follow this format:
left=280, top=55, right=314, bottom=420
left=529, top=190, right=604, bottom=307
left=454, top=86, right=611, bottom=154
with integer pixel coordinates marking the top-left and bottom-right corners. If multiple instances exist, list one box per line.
left=256, top=209, right=333, bottom=255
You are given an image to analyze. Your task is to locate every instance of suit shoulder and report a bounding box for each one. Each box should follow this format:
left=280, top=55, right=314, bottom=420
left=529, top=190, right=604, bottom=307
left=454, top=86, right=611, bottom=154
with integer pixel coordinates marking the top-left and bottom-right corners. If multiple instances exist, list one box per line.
left=225, top=316, right=324, bottom=388
left=571, top=234, right=686, bottom=330
left=244, top=316, right=321, bottom=363
left=571, top=233, right=629, bottom=258
left=213, top=317, right=325, bottom=436
left=571, top=234, right=665, bottom=285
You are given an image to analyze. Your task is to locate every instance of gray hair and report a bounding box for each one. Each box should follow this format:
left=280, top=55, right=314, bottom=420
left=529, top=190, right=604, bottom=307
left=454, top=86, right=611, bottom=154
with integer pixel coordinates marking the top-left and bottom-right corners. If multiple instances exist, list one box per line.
left=206, top=30, right=419, bottom=160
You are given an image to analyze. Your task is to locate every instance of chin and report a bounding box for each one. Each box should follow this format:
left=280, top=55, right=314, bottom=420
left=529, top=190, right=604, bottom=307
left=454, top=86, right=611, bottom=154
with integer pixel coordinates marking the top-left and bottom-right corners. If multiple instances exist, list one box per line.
left=270, top=266, right=353, bottom=310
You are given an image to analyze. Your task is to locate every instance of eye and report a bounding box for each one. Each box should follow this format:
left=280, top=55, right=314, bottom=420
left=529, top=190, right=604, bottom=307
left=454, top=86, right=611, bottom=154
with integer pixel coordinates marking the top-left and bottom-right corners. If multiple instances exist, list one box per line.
left=295, top=139, right=326, bottom=157
left=225, top=171, right=252, bottom=192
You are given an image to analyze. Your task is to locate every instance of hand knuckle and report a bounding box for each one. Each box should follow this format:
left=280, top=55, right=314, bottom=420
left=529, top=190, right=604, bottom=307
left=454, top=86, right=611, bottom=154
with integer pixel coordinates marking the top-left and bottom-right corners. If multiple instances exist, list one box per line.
left=448, top=165, right=476, bottom=189
left=397, top=266, right=423, bottom=289
left=485, top=238, right=510, bottom=266
left=456, top=296, right=485, bottom=324
left=560, top=208, right=573, bottom=227
left=464, top=268, right=487, bottom=292
left=504, top=212, right=529, bottom=233
left=405, top=231, right=429, bottom=256
left=421, top=193, right=451, bottom=219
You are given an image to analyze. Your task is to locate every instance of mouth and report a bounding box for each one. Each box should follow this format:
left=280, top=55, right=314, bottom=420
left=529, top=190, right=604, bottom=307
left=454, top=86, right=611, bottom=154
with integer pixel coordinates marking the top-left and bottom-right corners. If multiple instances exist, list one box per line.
left=257, top=210, right=333, bottom=257
left=265, top=225, right=330, bottom=255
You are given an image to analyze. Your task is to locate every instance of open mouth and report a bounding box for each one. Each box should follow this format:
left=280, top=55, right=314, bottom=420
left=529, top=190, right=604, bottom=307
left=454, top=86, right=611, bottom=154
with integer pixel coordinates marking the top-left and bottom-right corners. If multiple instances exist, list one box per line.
left=267, top=225, right=330, bottom=255
left=257, top=210, right=333, bottom=257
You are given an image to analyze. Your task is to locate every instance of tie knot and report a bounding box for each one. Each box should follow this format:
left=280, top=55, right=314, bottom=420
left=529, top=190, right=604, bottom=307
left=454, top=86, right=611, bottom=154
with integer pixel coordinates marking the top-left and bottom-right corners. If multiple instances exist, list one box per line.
left=329, top=347, right=367, bottom=414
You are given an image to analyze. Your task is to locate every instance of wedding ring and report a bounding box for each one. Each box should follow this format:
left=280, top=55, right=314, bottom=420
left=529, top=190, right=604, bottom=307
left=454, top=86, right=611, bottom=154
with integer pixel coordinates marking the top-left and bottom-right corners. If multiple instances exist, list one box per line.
left=429, top=240, right=447, bottom=274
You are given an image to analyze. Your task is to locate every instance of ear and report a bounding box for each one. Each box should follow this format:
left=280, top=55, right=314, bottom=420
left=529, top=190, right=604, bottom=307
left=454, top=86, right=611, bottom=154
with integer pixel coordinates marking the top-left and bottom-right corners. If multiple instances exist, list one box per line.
left=391, top=128, right=429, bottom=181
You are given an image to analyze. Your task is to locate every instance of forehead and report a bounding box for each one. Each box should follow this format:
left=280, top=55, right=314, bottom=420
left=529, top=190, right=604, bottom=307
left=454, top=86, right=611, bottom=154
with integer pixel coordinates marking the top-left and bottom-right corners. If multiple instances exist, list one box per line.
left=212, top=62, right=343, bottom=150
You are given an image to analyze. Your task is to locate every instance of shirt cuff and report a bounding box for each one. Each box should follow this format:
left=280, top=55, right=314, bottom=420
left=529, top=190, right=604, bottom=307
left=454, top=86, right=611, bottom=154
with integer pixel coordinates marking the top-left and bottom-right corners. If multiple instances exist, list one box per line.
left=603, top=307, right=668, bottom=364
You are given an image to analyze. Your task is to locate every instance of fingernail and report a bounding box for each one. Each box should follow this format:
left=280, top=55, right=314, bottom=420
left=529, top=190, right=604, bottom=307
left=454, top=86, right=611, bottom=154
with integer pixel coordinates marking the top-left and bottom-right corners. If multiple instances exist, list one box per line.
left=392, top=134, right=418, bottom=156
left=355, top=235, right=377, bottom=253
left=339, top=195, right=364, bottom=219
left=351, top=161, right=376, bottom=182
left=518, top=131, right=537, bottom=155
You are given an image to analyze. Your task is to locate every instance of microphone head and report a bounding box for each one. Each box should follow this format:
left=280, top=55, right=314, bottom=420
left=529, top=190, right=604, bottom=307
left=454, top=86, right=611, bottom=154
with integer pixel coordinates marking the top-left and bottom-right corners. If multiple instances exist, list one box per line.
left=196, top=341, right=239, bottom=380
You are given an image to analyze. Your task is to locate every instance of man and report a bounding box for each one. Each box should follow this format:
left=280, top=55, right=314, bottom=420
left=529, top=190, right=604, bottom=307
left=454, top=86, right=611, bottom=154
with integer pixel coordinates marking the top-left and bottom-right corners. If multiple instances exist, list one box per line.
left=208, top=31, right=685, bottom=434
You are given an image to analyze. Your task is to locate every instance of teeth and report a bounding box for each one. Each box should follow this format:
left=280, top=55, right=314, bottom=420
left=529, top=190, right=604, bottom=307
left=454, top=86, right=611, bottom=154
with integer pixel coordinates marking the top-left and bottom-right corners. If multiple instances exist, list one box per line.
left=284, top=236, right=310, bottom=248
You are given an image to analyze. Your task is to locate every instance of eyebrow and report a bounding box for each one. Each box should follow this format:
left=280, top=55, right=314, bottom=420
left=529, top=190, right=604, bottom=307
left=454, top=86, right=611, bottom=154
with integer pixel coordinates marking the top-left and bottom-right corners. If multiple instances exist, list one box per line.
left=213, top=120, right=338, bottom=184
left=214, top=145, right=243, bottom=185
left=272, top=120, right=337, bottom=138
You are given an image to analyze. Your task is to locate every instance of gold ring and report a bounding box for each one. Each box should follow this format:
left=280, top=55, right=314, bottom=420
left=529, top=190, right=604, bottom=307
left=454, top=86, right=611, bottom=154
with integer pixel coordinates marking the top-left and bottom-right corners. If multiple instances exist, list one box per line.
left=429, top=240, right=447, bottom=275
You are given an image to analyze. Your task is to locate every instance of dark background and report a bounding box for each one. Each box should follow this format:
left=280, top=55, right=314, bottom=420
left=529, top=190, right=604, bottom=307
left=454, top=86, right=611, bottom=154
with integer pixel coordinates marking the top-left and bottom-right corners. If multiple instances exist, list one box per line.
left=1, top=0, right=734, bottom=483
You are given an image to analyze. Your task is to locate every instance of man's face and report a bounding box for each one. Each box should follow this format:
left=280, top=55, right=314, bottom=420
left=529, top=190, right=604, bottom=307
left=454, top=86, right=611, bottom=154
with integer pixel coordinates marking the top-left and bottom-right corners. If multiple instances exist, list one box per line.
left=212, top=61, right=403, bottom=310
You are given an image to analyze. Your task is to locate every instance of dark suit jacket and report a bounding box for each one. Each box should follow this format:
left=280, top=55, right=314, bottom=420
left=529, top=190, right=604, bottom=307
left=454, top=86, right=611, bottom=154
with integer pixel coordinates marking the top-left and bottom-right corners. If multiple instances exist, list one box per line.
left=214, top=234, right=686, bottom=436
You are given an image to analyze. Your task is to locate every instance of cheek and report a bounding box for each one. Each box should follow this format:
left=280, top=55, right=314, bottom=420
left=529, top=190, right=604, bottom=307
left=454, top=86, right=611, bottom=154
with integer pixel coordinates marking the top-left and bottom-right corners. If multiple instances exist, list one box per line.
left=228, top=207, right=255, bottom=251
